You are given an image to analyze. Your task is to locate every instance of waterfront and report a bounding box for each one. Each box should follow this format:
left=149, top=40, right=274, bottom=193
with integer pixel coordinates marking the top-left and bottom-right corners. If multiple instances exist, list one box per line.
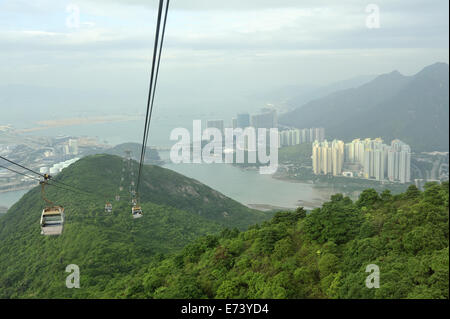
left=0, top=156, right=337, bottom=212
left=161, top=150, right=335, bottom=210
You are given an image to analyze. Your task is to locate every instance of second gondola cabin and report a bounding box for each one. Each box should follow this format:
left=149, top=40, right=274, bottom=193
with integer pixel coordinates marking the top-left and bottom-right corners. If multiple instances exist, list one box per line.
left=105, top=203, right=113, bottom=213
left=40, top=206, right=65, bottom=236
left=132, top=205, right=143, bottom=219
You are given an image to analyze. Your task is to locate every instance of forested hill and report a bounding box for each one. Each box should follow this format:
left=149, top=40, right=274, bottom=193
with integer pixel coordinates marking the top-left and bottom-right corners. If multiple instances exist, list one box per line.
left=0, top=155, right=447, bottom=298
left=0, top=154, right=271, bottom=298
left=122, top=183, right=449, bottom=299
left=52, top=154, right=270, bottom=229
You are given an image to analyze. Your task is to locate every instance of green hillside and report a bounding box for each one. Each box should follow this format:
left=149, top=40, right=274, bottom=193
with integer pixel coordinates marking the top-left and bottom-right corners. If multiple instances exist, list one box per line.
left=0, top=154, right=271, bottom=298
left=54, top=154, right=270, bottom=229
left=81, top=142, right=162, bottom=164
left=122, top=183, right=449, bottom=299
left=104, top=142, right=162, bottom=164
left=0, top=154, right=447, bottom=299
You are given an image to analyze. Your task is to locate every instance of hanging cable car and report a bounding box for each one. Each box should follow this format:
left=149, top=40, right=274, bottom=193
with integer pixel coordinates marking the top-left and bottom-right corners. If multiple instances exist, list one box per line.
left=115, top=195, right=120, bottom=201
left=131, top=181, right=135, bottom=186
left=105, top=202, right=113, bottom=213
left=132, top=205, right=143, bottom=219
left=39, top=176, right=65, bottom=236
left=119, top=186, right=123, bottom=191
left=40, top=206, right=65, bottom=236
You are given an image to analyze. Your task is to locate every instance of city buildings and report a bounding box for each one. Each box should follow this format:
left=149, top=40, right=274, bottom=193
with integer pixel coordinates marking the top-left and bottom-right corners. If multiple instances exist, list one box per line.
left=236, top=113, right=250, bottom=128
left=279, top=127, right=326, bottom=147
left=312, top=138, right=411, bottom=183
left=206, top=120, right=225, bottom=134
left=312, top=139, right=343, bottom=176
left=250, top=108, right=277, bottom=130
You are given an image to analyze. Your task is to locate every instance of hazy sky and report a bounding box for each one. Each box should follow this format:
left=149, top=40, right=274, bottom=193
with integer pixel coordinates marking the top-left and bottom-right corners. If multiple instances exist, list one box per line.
left=0, top=0, right=448, bottom=106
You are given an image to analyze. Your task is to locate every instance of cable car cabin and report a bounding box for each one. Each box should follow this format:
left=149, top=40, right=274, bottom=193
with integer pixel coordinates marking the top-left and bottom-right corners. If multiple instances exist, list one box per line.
left=132, top=206, right=143, bottom=219
left=105, top=203, right=113, bottom=213
left=40, top=206, right=65, bottom=236
left=115, top=195, right=120, bottom=201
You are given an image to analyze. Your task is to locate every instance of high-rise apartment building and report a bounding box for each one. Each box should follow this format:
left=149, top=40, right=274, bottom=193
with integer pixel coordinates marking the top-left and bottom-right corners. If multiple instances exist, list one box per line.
left=206, top=120, right=224, bottom=133
left=312, top=139, right=343, bottom=176
left=279, top=127, right=326, bottom=147
left=314, top=137, right=411, bottom=183
left=236, top=113, right=250, bottom=128
left=232, top=118, right=238, bottom=129
left=250, top=109, right=277, bottom=130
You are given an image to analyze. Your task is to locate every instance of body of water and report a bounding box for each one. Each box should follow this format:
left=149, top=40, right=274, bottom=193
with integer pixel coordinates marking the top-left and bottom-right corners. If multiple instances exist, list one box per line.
left=161, top=151, right=334, bottom=210
left=2, top=103, right=337, bottom=211
left=0, top=156, right=336, bottom=212
left=0, top=189, right=29, bottom=210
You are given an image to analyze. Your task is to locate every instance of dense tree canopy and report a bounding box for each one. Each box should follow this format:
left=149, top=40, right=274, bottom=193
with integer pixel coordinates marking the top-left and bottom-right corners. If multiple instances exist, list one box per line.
left=128, top=182, right=448, bottom=299
left=0, top=154, right=447, bottom=299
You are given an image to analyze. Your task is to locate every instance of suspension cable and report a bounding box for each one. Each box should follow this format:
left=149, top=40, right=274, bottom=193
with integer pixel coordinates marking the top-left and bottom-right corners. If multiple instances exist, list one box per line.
left=0, top=157, right=110, bottom=200
left=136, top=0, right=169, bottom=199
left=0, top=163, right=41, bottom=182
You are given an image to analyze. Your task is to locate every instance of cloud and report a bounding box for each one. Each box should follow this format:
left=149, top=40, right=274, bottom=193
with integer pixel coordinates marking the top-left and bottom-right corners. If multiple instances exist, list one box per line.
left=0, top=0, right=447, bottom=94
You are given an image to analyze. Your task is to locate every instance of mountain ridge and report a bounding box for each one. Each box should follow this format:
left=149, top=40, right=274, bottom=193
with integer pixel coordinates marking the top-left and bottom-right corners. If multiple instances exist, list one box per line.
left=279, top=62, right=449, bottom=151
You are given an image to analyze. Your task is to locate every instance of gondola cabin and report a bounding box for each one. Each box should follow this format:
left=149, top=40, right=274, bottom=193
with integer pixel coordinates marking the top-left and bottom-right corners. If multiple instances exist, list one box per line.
left=132, top=206, right=143, bottom=219
left=115, top=195, right=120, bottom=201
left=105, top=203, right=113, bottom=213
left=40, top=206, right=65, bottom=236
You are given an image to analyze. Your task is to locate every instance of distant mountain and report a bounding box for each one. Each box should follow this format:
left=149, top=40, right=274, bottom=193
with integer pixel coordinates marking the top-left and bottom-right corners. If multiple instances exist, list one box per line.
left=250, top=75, right=376, bottom=114
left=279, top=63, right=449, bottom=151
left=0, top=154, right=271, bottom=297
left=285, top=75, right=378, bottom=111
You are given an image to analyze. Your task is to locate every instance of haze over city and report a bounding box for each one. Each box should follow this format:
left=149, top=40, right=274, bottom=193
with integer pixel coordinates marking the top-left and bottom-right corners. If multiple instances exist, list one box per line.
left=0, top=0, right=448, bottom=121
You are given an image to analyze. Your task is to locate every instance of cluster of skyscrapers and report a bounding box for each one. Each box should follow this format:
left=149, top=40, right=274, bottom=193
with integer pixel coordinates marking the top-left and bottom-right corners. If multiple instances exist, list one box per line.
left=279, top=127, right=325, bottom=147
left=207, top=108, right=278, bottom=134
left=313, top=138, right=411, bottom=183
left=231, top=108, right=278, bottom=130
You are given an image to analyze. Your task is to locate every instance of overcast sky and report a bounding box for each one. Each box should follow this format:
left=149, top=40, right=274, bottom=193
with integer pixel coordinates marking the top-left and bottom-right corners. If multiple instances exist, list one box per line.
left=0, top=0, right=448, bottom=107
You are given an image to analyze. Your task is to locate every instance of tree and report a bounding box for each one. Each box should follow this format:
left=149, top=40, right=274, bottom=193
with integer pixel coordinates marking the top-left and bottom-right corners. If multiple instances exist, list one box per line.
left=356, top=189, right=380, bottom=208
left=405, top=185, right=421, bottom=199
left=380, top=189, right=393, bottom=201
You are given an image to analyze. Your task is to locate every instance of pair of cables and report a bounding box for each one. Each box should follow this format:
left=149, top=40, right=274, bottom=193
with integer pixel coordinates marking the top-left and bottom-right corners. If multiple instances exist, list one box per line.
left=136, top=0, right=170, bottom=199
